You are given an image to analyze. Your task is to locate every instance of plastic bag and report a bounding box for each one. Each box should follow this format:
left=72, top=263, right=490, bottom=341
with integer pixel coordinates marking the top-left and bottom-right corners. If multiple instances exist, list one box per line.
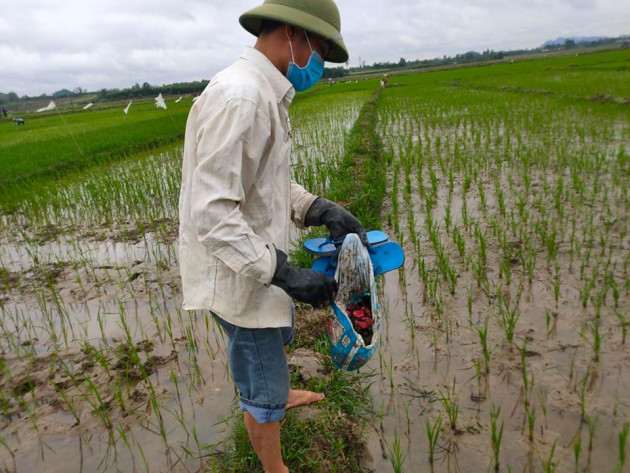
left=328, top=234, right=381, bottom=371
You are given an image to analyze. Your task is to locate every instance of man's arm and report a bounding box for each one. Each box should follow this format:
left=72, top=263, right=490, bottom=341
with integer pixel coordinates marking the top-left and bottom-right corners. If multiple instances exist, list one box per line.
left=190, top=97, right=275, bottom=285
left=290, top=181, right=318, bottom=229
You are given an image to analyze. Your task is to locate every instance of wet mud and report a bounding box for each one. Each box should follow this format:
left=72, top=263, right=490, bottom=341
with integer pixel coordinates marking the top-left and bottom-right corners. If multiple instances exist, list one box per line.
left=0, top=220, right=238, bottom=472
left=364, top=164, right=629, bottom=472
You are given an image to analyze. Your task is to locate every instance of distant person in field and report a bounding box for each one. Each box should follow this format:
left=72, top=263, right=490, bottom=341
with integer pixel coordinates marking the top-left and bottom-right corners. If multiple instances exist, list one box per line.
left=13, top=118, right=24, bottom=125
left=178, top=0, right=367, bottom=471
left=2, top=108, right=7, bottom=117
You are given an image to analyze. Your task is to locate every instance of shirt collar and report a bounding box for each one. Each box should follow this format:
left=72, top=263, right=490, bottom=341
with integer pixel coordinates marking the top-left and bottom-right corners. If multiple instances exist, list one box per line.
left=240, top=47, right=295, bottom=104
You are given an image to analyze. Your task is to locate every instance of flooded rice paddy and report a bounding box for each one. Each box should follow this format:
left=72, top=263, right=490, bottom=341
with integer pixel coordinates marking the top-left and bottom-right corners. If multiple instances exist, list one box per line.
left=1, top=52, right=629, bottom=472
left=366, top=66, right=629, bottom=472
left=0, top=87, right=368, bottom=472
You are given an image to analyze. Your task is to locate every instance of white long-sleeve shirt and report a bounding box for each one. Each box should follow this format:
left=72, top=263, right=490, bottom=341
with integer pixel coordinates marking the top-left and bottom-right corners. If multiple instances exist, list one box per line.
left=178, top=47, right=317, bottom=328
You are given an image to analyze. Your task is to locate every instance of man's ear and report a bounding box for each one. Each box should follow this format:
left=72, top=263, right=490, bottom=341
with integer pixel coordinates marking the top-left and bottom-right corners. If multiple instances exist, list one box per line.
left=285, top=24, right=302, bottom=41
left=284, top=24, right=294, bottom=40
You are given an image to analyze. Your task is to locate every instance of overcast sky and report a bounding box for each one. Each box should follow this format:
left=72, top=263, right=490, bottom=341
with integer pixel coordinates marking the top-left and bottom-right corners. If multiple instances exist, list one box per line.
left=2, top=0, right=628, bottom=97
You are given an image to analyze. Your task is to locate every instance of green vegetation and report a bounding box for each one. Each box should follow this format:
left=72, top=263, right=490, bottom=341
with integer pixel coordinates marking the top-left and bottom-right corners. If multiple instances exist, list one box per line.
left=375, top=46, right=628, bottom=471
left=213, top=368, right=372, bottom=472
left=390, top=48, right=630, bottom=98
left=326, top=88, right=386, bottom=230
left=0, top=98, right=189, bottom=206
left=0, top=48, right=628, bottom=472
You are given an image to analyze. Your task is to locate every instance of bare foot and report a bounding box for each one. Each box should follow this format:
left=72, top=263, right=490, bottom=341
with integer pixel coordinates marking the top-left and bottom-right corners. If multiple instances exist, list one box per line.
left=286, top=389, right=325, bottom=410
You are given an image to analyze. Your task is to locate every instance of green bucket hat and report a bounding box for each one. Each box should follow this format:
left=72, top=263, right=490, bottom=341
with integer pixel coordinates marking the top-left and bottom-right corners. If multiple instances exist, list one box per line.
left=239, top=0, right=349, bottom=63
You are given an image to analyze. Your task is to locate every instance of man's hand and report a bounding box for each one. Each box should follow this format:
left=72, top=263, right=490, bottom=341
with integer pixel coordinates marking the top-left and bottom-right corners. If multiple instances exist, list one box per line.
left=305, top=197, right=368, bottom=246
left=271, top=249, right=338, bottom=308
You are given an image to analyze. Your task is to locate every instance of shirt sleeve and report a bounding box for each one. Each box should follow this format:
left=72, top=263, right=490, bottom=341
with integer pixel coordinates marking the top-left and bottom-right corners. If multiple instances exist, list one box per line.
left=190, top=97, right=275, bottom=285
left=290, top=181, right=318, bottom=229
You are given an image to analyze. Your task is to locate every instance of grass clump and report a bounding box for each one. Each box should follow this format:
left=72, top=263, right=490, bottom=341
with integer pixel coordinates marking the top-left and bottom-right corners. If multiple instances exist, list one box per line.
left=212, top=367, right=373, bottom=473
left=326, top=88, right=386, bottom=231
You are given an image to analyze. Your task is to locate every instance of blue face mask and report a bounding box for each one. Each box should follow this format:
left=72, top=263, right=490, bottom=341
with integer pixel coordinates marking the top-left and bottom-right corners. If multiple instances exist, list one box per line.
left=286, top=31, right=325, bottom=92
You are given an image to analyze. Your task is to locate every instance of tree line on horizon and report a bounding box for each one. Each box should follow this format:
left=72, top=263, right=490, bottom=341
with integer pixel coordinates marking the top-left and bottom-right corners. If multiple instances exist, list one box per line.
left=2, top=35, right=627, bottom=107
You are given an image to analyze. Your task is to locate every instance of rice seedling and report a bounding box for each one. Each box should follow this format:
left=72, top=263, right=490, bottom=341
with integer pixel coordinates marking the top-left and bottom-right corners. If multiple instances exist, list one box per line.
left=490, top=405, right=504, bottom=472
left=553, top=264, right=561, bottom=308
left=520, top=238, right=538, bottom=285
left=496, top=288, right=521, bottom=346
left=577, top=371, right=590, bottom=421
left=439, top=378, right=460, bottom=431
left=83, top=377, right=112, bottom=429
left=135, top=441, right=151, bottom=473
left=444, top=198, right=452, bottom=233
left=474, top=224, right=487, bottom=275
left=461, top=193, right=471, bottom=232
left=615, top=421, right=629, bottom=473
left=426, top=415, right=442, bottom=467
left=538, top=388, right=548, bottom=430
left=384, top=355, right=396, bottom=391
left=472, top=358, right=485, bottom=398
left=452, top=225, right=466, bottom=259
left=476, top=320, right=491, bottom=374
left=583, top=320, right=602, bottom=363
left=477, top=179, right=487, bottom=215
left=388, top=432, right=404, bottom=473
left=499, top=244, right=513, bottom=286
left=587, top=414, right=599, bottom=453
left=526, top=405, right=536, bottom=443
left=573, top=434, right=582, bottom=473
left=540, top=441, right=557, bottom=473
left=616, top=310, right=627, bottom=345
left=609, top=274, right=620, bottom=309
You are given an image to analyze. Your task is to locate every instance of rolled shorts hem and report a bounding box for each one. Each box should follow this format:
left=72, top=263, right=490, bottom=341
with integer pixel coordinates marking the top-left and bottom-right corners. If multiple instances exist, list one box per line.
left=240, top=398, right=286, bottom=424
left=212, top=312, right=294, bottom=426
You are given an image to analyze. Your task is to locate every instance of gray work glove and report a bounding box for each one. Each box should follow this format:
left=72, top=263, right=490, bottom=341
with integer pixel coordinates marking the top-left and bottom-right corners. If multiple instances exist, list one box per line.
left=271, top=249, right=338, bottom=308
left=305, top=197, right=369, bottom=246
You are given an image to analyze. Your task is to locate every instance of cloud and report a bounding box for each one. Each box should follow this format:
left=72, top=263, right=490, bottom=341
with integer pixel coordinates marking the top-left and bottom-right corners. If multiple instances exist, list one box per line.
left=341, top=0, right=628, bottom=63
left=2, top=0, right=255, bottom=95
left=1, top=0, right=628, bottom=96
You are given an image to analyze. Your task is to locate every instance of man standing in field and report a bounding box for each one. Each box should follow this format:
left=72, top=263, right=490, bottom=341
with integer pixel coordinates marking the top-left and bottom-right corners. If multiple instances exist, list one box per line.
left=178, top=1, right=367, bottom=471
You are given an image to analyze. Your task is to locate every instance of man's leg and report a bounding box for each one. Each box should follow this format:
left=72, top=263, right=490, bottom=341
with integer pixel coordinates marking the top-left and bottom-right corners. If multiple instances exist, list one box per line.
left=214, top=313, right=323, bottom=471
left=214, top=315, right=294, bottom=471
left=243, top=412, right=288, bottom=473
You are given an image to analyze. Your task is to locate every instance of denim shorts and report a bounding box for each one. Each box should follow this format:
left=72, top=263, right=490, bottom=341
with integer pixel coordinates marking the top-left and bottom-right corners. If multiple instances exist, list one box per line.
left=213, top=311, right=294, bottom=424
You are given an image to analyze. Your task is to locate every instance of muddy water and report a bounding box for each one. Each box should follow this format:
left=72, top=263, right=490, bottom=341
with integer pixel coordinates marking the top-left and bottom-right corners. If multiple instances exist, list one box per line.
left=0, top=230, right=172, bottom=273
left=3, top=351, right=236, bottom=473
left=364, top=171, right=629, bottom=472
left=0, top=229, right=179, bottom=349
left=0, top=227, right=240, bottom=472
left=368, top=268, right=629, bottom=473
